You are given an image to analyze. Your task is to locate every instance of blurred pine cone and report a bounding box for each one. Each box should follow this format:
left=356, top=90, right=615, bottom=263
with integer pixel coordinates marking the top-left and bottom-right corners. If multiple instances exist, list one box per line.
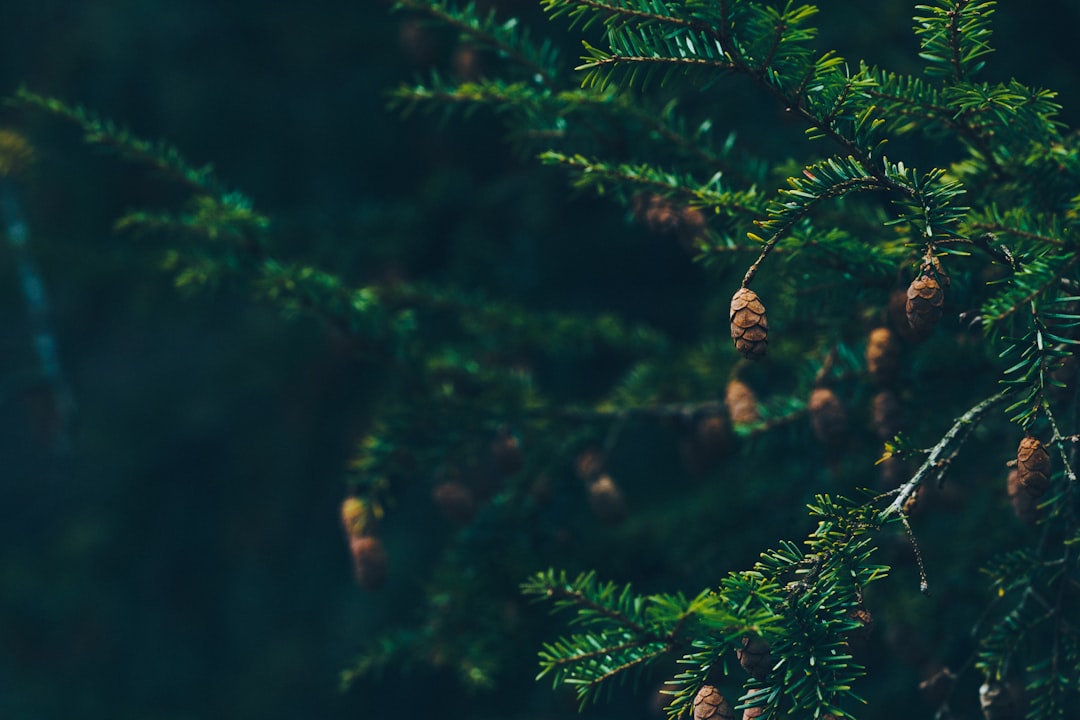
left=809, top=387, right=847, bottom=446
left=725, top=378, right=761, bottom=426
left=588, top=474, right=627, bottom=525
left=350, top=535, right=388, bottom=591
left=866, top=326, right=899, bottom=384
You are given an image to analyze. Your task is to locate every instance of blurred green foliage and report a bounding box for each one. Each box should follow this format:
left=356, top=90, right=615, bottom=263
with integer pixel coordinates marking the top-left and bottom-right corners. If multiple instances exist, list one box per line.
left=1, top=1, right=1080, bottom=719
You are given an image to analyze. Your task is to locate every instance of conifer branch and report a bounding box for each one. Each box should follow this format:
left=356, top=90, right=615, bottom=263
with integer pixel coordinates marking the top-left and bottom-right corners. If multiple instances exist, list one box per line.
left=395, top=0, right=561, bottom=86
left=880, top=389, right=1012, bottom=521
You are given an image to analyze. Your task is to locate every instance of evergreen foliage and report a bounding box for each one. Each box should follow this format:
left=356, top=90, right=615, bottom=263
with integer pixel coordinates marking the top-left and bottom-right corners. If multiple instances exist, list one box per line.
left=7, top=0, right=1080, bottom=718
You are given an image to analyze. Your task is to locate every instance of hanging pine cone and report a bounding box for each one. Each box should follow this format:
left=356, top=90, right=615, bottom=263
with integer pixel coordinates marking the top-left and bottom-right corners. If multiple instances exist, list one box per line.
left=905, top=261, right=948, bottom=339
left=1006, top=467, right=1041, bottom=525
left=979, top=681, right=1024, bottom=720
left=1016, top=436, right=1051, bottom=496
left=736, top=635, right=773, bottom=680
left=730, top=287, right=768, bottom=359
left=725, top=378, right=761, bottom=426
left=433, top=480, right=476, bottom=525
left=871, top=389, right=901, bottom=440
left=588, top=474, right=627, bottom=525
left=809, top=387, right=847, bottom=446
left=865, top=326, right=899, bottom=384
left=350, top=535, right=388, bottom=591
left=692, top=685, right=734, bottom=720
left=741, top=708, right=765, bottom=720
left=680, top=412, right=732, bottom=477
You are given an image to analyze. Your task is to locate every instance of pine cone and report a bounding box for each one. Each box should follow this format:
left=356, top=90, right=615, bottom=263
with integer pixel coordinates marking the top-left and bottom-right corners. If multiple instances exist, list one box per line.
left=433, top=480, right=476, bottom=525
left=632, top=193, right=707, bottom=252
left=1006, top=467, right=1041, bottom=525
left=350, top=535, right=388, bottom=591
left=588, top=474, right=627, bottom=525
left=725, top=378, right=761, bottom=426
left=693, top=685, right=734, bottom=720
left=865, top=326, right=899, bottom=384
left=680, top=412, right=731, bottom=476
left=905, top=273, right=945, bottom=338
left=736, top=635, right=773, bottom=680
left=741, top=708, right=765, bottom=720
left=871, top=389, right=901, bottom=440
left=1016, top=436, right=1051, bottom=496
left=979, top=681, right=1024, bottom=720
left=730, top=288, right=768, bottom=359
left=809, top=387, right=847, bottom=446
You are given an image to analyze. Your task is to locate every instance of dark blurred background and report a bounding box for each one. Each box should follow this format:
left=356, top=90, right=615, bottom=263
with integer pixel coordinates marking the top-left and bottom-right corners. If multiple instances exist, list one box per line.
left=0, top=1, right=1079, bottom=718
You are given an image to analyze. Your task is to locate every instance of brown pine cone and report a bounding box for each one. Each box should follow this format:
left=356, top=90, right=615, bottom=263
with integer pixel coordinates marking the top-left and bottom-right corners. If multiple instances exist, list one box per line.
left=1016, top=436, right=1051, bottom=496
left=1006, top=467, right=1041, bottom=525
left=730, top=287, right=769, bottom=359
left=736, top=635, right=773, bottom=680
left=866, top=326, right=899, bottom=384
left=433, top=480, right=476, bottom=525
left=680, top=412, right=732, bottom=476
left=725, top=378, right=761, bottom=426
left=350, top=535, right=388, bottom=591
left=693, top=685, right=735, bottom=720
left=809, top=387, right=847, bottom=446
left=871, top=389, right=901, bottom=441
left=741, top=708, right=765, bottom=720
left=588, top=474, right=627, bottom=525
left=905, top=273, right=945, bottom=338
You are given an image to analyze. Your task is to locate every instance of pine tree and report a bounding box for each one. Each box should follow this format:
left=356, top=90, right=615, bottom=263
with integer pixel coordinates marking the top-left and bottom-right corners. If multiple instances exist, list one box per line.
left=7, top=0, right=1080, bottom=718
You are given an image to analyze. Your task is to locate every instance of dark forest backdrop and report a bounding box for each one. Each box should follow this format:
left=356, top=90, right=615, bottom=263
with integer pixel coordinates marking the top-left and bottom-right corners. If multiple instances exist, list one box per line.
left=1, top=1, right=1080, bottom=718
